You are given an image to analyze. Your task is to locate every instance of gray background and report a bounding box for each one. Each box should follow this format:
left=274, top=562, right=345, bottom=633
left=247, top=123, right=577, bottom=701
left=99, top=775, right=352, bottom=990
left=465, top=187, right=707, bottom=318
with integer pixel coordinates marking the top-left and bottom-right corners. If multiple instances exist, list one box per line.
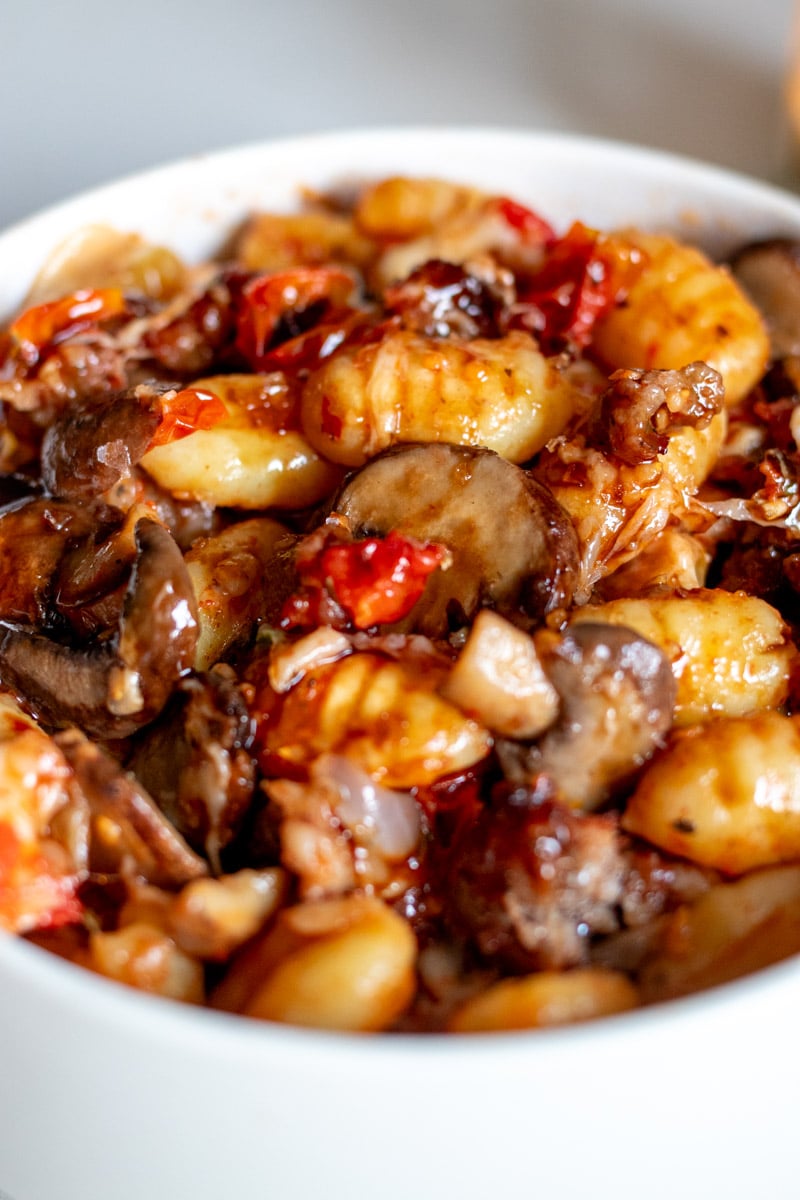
left=0, top=0, right=795, bottom=232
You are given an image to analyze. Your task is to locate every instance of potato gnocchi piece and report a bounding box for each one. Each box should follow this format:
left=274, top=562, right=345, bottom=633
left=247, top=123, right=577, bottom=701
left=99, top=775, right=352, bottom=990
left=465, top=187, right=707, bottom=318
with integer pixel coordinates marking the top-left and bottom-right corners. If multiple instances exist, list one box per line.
left=301, top=329, right=596, bottom=468
left=638, top=865, right=800, bottom=1002
left=622, top=711, right=800, bottom=874
left=167, top=868, right=288, bottom=962
left=141, top=373, right=342, bottom=509
left=235, top=210, right=374, bottom=273
left=354, top=176, right=485, bottom=242
left=89, top=921, right=205, bottom=1004
left=240, top=895, right=417, bottom=1032
left=185, top=516, right=292, bottom=671
left=572, top=589, right=795, bottom=724
left=592, top=231, right=769, bottom=405
left=262, top=651, right=492, bottom=788
left=447, top=968, right=638, bottom=1033
left=24, top=224, right=188, bottom=306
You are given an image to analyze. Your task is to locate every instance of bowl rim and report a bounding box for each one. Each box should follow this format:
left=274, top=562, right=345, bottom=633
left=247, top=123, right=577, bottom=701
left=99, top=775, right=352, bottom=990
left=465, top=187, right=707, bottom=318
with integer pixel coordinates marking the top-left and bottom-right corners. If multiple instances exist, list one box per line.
left=3, top=124, right=800, bottom=1062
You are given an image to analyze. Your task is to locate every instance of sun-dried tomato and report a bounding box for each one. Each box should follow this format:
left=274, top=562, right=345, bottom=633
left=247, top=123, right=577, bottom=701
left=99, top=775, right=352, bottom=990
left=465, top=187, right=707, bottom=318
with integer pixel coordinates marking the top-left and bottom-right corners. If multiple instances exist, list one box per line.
left=147, top=387, right=228, bottom=448
left=235, top=267, right=356, bottom=370
left=514, top=222, right=634, bottom=352
left=10, top=288, right=127, bottom=368
left=493, top=196, right=556, bottom=245
left=282, top=527, right=448, bottom=631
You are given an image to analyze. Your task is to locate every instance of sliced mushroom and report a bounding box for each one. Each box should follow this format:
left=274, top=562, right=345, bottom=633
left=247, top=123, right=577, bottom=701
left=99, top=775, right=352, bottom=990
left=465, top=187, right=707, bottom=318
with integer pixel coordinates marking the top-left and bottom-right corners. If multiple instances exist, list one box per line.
left=41, top=385, right=163, bottom=502
left=0, top=496, right=100, bottom=625
left=332, top=442, right=579, bottom=635
left=55, top=727, right=207, bottom=887
left=128, top=671, right=257, bottom=870
left=731, top=239, right=800, bottom=360
left=497, top=622, right=676, bottom=811
left=0, top=517, right=198, bottom=738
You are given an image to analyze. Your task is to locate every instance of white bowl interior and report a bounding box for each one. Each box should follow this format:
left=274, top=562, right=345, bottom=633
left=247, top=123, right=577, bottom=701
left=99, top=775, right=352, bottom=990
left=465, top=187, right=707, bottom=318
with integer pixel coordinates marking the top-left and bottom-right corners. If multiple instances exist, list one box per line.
left=2, top=128, right=800, bottom=1200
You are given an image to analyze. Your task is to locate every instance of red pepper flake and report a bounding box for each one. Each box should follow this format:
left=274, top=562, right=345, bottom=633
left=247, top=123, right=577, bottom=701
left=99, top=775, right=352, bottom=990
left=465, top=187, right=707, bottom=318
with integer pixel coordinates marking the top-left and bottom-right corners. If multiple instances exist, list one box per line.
left=320, top=394, right=344, bottom=439
left=282, top=527, right=449, bottom=631
left=10, top=287, right=127, bottom=367
left=148, top=387, right=228, bottom=448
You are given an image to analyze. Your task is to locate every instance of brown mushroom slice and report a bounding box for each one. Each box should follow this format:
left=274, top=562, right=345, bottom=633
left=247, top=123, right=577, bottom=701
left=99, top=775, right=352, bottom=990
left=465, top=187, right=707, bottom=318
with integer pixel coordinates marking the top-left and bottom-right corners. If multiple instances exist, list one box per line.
left=731, top=239, right=800, bottom=360
left=0, top=517, right=198, bottom=738
left=497, top=623, right=676, bottom=811
left=41, top=387, right=162, bottom=503
left=55, top=727, right=207, bottom=887
left=333, top=442, right=579, bottom=636
left=128, top=671, right=257, bottom=870
left=0, top=496, right=100, bottom=625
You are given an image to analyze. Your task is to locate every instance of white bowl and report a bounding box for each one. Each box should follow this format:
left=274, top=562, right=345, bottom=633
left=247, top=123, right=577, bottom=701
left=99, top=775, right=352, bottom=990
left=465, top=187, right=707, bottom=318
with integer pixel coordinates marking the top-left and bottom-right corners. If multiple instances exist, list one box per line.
left=2, top=128, right=800, bottom=1200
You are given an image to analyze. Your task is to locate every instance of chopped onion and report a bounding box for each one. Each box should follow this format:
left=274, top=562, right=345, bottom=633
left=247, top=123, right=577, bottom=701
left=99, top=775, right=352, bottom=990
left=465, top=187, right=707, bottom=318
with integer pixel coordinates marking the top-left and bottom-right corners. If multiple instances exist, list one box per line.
left=319, top=756, right=421, bottom=861
left=268, top=628, right=352, bottom=693
left=703, top=497, right=798, bottom=528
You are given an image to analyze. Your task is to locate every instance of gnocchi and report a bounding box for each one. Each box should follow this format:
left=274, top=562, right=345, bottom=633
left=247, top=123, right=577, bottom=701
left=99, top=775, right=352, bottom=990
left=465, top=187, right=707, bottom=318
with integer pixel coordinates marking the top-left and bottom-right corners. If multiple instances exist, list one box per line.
left=0, top=170, right=798, bottom=1037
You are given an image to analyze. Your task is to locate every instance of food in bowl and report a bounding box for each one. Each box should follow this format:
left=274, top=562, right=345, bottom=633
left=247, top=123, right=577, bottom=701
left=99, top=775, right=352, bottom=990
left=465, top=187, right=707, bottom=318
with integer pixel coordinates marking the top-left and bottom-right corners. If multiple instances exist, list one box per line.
left=0, top=163, right=798, bottom=1036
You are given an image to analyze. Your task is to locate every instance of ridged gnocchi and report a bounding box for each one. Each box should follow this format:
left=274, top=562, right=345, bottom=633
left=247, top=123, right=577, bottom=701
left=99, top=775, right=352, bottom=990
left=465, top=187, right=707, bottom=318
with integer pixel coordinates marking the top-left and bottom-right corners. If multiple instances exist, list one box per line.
left=447, top=969, right=639, bottom=1033
left=141, top=373, right=342, bottom=508
left=622, top=712, right=800, bottom=874
left=592, top=231, right=770, bottom=404
left=238, top=896, right=417, bottom=1031
left=259, top=652, right=492, bottom=788
left=572, top=590, right=796, bottom=724
left=301, top=329, right=595, bottom=468
left=2, top=168, right=799, bottom=1038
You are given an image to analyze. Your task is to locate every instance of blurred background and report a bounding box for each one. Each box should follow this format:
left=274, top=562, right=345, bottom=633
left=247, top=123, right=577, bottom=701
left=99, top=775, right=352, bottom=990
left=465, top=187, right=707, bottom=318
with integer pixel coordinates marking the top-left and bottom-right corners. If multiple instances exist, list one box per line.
left=0, top=0, right=794, bottom=231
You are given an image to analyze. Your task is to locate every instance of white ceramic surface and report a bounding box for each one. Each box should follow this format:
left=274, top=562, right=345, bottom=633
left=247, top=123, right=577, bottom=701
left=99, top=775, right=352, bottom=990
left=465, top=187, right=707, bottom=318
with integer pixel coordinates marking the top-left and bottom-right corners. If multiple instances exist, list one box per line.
left=1, top=129, right=800, bottom=1200
left=1, top=0, right=792, bottom=232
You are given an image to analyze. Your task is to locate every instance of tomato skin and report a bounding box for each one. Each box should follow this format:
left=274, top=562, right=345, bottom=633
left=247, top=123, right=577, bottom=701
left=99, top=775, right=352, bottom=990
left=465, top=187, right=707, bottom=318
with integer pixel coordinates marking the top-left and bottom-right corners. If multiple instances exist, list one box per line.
left=147, top=387, right=228, bottom=448
left=10, top=288, right=127, bottom=367
left=235, top=268, right=356, bottom=370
